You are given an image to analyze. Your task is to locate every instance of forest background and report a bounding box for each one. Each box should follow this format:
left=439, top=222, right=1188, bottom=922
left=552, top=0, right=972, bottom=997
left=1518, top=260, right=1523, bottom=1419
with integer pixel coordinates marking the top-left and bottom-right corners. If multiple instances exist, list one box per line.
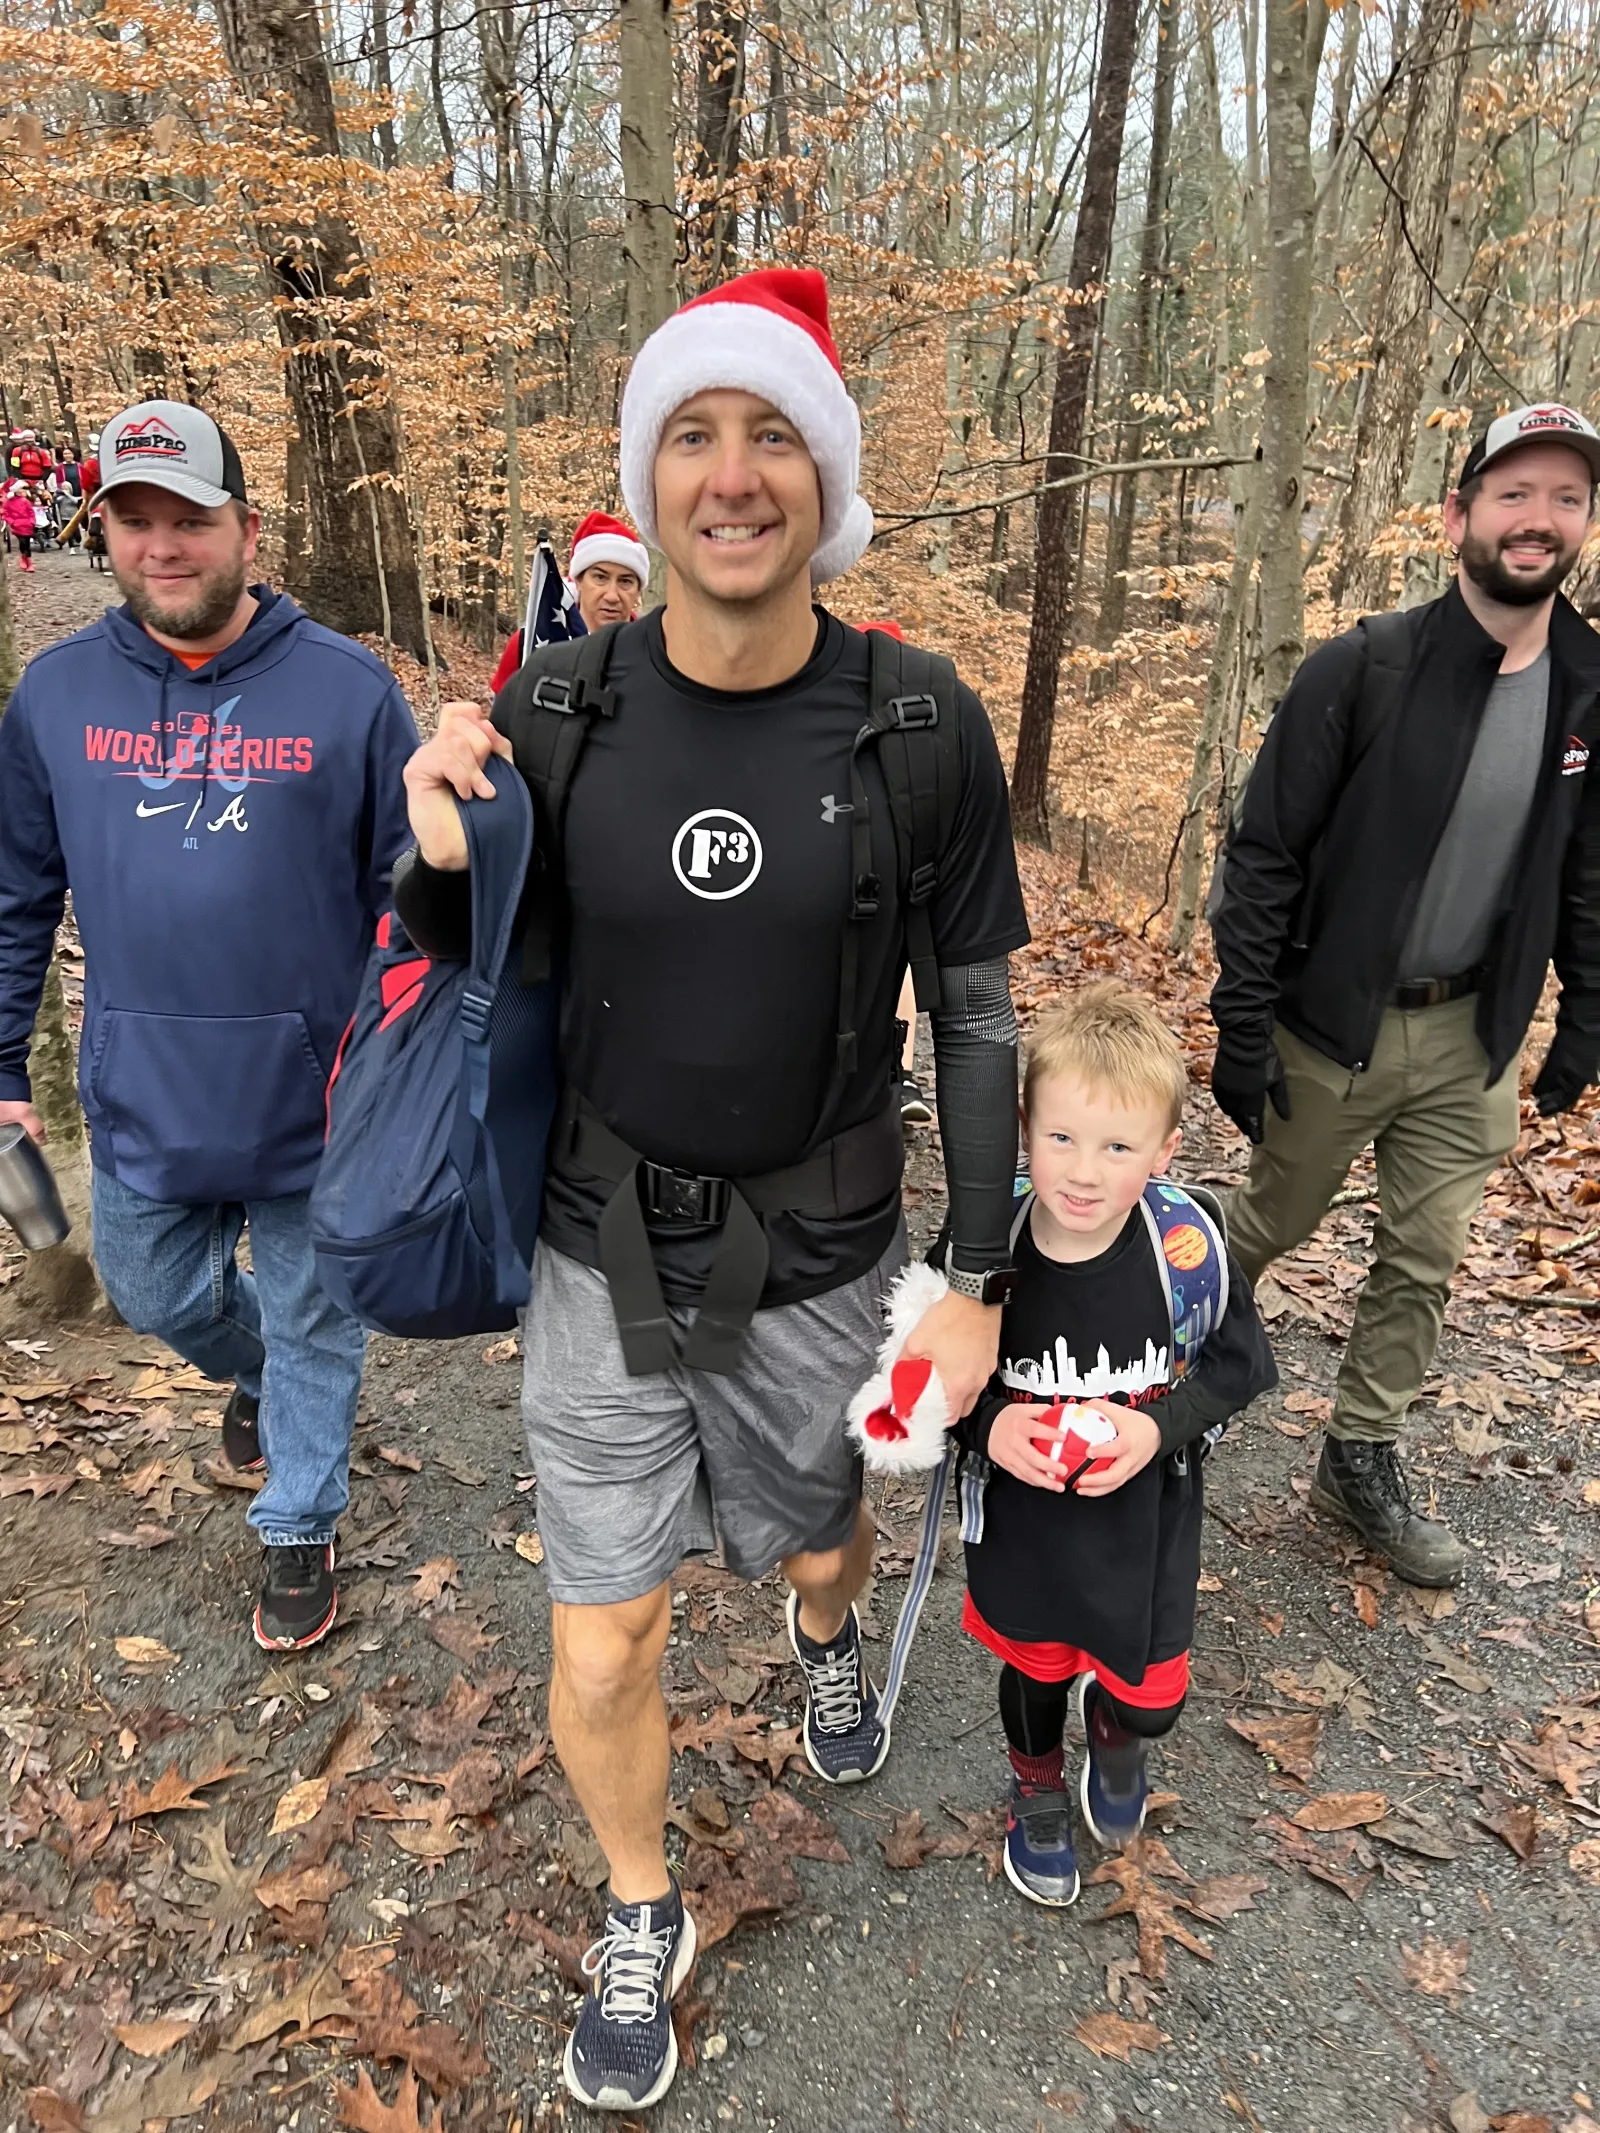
left=3, top=0, right=1599, bottom=927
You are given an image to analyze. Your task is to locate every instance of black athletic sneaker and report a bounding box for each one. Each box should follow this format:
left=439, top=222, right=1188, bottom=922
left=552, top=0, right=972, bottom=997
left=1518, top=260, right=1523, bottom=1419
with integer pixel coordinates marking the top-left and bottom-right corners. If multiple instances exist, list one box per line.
left=221, top=1388, right=264, bottom=1473
left=785, top=1590, right=889, bottom=1783
left=1310, top=1436, right=1465, bottom=1587
left=900, top=1073, right=934, bottom=1125
left=564, top=1881, right=698, bottom=2112
left=253, top=1542, right=338, bottom=1651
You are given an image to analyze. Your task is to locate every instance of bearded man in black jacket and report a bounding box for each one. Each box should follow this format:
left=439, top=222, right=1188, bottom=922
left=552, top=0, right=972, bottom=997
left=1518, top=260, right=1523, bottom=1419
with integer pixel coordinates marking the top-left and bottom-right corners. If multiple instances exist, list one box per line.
left=1210, top=404, right=1600, bottom=1587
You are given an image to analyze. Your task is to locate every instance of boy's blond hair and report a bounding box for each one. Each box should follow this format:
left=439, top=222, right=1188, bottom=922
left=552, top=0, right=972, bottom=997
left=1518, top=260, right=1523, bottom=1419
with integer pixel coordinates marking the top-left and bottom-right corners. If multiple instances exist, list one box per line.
left=1023, top=980, right=1188, bottom=1133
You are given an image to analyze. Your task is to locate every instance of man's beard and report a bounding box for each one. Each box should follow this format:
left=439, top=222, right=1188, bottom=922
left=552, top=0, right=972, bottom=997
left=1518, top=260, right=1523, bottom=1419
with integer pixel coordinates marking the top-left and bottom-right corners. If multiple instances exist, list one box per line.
left=1457, top=527, right=1579, bottom=607
left=116, top=557, right=247, bottom=640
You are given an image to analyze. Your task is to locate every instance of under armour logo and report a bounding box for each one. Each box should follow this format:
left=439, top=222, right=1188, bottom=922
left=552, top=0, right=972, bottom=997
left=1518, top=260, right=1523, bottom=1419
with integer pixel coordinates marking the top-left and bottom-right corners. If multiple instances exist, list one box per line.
left=820, top=794, right=853, bottom=824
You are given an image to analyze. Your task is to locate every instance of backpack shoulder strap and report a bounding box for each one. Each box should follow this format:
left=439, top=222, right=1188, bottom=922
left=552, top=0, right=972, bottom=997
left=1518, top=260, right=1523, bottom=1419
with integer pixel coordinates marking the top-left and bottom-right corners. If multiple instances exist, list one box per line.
left=865, top=630, right=963, bottom=1013
left=497, top=621, right=625, bottom=982
left=1347, top=607, right=1417, bottom=763
left=1138, top=1181, right=1228, bottom=1382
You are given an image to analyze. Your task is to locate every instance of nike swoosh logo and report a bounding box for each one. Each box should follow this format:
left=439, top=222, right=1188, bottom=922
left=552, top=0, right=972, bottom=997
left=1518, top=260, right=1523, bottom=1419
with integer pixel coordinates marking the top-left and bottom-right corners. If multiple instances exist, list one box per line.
left=135, top=799, right=184, bottom=817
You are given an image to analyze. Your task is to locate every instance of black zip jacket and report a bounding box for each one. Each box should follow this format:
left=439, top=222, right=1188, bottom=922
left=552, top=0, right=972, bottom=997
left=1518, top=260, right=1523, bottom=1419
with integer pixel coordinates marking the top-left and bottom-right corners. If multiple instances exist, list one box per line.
left=1212, top=583, right=1600, bottom=1083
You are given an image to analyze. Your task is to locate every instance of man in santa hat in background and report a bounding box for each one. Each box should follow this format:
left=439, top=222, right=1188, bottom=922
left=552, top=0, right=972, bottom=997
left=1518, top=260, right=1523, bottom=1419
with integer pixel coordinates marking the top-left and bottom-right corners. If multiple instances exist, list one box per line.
left=489, top=510, right=649, bottom=692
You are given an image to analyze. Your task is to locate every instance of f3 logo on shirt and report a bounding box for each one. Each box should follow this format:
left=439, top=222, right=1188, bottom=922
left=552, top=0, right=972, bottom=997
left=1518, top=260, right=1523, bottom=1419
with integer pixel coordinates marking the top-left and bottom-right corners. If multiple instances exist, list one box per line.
left=672, top=808, right=764, bottom=900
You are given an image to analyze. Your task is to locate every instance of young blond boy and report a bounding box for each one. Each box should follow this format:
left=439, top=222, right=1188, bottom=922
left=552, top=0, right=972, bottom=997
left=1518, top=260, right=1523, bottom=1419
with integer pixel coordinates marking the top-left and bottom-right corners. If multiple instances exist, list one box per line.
left=955, top=982, right=1277, bottom=1906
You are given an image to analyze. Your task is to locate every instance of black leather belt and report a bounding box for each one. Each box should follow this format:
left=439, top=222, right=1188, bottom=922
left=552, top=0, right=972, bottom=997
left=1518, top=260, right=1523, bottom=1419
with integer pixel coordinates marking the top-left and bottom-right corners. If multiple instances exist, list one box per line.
left=548, top=1088, right=905, bottom=1377
left=1391, top=970, right=1481, bottom=1010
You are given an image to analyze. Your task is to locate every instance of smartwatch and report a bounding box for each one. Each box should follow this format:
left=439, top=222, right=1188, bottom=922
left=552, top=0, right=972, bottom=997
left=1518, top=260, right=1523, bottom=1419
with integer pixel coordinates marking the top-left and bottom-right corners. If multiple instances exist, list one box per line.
left=945, top=1264, right=1018, bottom=1307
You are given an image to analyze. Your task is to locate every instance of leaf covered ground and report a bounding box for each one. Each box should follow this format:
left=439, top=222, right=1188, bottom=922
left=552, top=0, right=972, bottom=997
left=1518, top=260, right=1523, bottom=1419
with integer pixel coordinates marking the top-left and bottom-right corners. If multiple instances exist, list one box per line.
left=3, top=553, right=1599, bottom=2133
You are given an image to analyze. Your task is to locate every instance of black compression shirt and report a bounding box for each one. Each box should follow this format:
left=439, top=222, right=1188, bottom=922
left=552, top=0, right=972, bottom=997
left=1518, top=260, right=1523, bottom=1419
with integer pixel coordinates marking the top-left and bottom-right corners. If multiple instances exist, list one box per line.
left=396, top=606, right=1029, bottom=1305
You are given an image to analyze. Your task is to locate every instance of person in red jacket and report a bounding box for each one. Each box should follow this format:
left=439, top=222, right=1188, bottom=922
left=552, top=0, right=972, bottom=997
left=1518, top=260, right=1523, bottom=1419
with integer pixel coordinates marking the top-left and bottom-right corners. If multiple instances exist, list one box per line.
left=490, top=512, right=649, bottom=692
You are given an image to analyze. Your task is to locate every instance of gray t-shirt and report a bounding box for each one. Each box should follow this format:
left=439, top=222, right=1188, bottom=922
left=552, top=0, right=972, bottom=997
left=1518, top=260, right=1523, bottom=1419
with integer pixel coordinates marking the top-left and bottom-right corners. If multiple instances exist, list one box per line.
left=1397, top=647, right=1549, bottom=982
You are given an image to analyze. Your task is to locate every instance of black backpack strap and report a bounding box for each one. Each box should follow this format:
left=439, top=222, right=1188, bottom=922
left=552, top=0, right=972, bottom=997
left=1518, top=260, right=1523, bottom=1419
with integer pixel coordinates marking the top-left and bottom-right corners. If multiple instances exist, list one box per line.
left=499, top=622, right=625, bottom=982
left=1348, top=608, right=1416, bottom=765
left=867, top=631, right=963, bottom=1013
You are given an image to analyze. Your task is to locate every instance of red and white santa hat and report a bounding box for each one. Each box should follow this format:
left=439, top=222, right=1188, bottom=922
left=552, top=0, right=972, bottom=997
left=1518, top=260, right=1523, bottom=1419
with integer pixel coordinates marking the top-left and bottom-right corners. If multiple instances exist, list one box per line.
left=568, top=510, right=649, bottom=586
left=845, top=1262, right=955, bottom=1474
left=620, top=268, right=874, bottom=586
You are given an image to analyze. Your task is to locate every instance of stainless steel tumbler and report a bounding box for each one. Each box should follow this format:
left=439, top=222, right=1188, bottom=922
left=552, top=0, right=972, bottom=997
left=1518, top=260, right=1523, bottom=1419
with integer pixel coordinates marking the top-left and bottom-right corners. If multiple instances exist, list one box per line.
left=0, top=1123, right=71, bottom=1249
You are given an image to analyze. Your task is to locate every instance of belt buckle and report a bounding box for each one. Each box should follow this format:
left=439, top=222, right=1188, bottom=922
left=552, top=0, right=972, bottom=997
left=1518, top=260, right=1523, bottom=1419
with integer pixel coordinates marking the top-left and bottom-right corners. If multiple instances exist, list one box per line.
left=641, top=1162, right=729, bottom=1226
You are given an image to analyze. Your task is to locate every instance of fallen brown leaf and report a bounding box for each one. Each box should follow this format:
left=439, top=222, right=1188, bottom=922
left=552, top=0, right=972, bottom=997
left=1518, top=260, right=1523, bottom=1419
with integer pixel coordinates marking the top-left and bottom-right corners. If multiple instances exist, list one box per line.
left=256, top=1860, right=352, bottom=1911
left=514, top=1530, right=545, bottom=1563
left=1291, top=1792, right=1387, bottom=1832
left=1183, top=1873, right=1270, bottom=1923
left=24, top=2090, right=85, bottom=2131
left=98, top=1526, right=176, bottom=1550
left=335, top=2065, right=436, bottom=2132
left=180, top=1820, right=260, bottom=1957
left=747, top=1788, right=848, bottom=1864
left=1227, top=1710, right=1323, bottom=1783
left=226, top=1961, right=354, bottom=2049
left=114, top=1635, right=178, bottom=1668
left=1071, top=2010, right=1164, bottom=2062
left=0, top=1472, right=75, bottom=1500
left=681, top=1840, right=801, bottom=1951
left=119, top=1757, right=242, bottom=1821
left=271, top=1775, right=332, bottom=1834
left=1475, top=1789, right=1539, bottom=1862
left=112, top=2016, right=193, bottom=2057
left=1402, top=1935, right=1472, bottom=2004
left=1088, top=1838, right=1212, bottom=1982
left=377, top=1444, right=423, bottom=1471
left=409, top=1556, right=459, bottom=1605
left=671, top=1993, right=712, bottom=2073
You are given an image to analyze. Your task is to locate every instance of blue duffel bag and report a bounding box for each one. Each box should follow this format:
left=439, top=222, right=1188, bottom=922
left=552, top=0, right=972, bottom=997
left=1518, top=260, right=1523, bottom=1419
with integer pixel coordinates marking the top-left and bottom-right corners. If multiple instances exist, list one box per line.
left=311, top=755, right=558, bottom=1338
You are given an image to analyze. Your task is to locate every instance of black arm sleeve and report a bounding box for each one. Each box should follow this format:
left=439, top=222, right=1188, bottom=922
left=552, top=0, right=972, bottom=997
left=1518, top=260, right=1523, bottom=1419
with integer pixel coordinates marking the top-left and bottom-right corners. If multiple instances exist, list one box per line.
left=928, top=957, right=1020, bottom=1275
left=1209, top=630, right=1368, bottom=1057
left=391, top=848, right=472, bottom=961
left=954, top=1384, right=1008, bottom=1459
left=1141, top=1253, right=1278, bottom=1456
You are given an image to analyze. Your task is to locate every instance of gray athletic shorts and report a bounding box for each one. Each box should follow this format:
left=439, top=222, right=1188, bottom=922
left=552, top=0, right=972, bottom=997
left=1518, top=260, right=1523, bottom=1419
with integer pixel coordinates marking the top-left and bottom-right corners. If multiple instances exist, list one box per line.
left=520, top=1229, right=906, bottom=1604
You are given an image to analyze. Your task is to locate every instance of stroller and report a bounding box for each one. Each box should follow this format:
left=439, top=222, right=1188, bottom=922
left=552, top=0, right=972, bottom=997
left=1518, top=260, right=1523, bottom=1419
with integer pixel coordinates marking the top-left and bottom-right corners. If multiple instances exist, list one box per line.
left=51, top=483, right=80, bottom=548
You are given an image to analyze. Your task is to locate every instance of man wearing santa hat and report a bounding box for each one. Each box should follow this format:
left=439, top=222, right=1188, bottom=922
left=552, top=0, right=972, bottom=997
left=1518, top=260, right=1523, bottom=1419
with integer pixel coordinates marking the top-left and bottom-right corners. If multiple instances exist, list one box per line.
left=489, top=511, right=649, bottom=692
left=396, top=269, right=1028, bottom=2112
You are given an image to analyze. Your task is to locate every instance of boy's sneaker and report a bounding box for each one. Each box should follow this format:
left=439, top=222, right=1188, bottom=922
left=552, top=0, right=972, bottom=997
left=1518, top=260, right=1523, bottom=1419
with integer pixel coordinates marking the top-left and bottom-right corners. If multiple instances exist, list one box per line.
left=900, top=1073, right=934, bottom=1125
left=1004, top=1778, right=1080, bottom=1907
left=1077, top=1674, right=1149, bottom=1849
left=786, top=1590, right=890, bottom=1783
left=222, top=1388, right=265, bottom=1473
left=253, top=1543, right=337, bottom=1651
left=564, top=1881, right=698, bottom=2112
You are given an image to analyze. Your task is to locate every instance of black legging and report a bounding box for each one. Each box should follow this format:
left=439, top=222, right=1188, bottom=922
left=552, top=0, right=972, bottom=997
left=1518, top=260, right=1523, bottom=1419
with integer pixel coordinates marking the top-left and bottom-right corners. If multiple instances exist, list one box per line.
left=1000, top=1665, right=1184, bottom=1790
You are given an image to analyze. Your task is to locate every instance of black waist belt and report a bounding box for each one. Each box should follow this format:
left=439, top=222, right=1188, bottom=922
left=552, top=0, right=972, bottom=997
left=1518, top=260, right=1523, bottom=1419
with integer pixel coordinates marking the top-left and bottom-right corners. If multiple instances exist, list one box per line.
left=549, top=1089, right=905, bottom=1377
left=1391, top=969, right=1480, bottom=1010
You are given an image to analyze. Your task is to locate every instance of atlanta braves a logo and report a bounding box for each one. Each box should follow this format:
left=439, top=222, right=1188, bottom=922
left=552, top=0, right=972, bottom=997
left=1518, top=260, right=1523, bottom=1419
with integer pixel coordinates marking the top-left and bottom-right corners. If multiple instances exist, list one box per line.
left=671, top=809, right=763, bottom=900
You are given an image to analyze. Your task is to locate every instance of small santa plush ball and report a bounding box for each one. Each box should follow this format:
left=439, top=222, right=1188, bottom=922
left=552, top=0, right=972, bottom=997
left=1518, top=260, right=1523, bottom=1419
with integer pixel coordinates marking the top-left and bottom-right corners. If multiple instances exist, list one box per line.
left=1029, top=1400, right=1119, bottom=1485
left=846, top=1262, right=954, bottom=1473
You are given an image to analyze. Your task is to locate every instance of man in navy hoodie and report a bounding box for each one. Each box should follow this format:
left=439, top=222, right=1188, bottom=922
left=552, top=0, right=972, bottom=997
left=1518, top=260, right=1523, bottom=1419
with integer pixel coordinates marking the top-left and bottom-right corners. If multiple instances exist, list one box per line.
left=0, top=400, right=418, bottom=1650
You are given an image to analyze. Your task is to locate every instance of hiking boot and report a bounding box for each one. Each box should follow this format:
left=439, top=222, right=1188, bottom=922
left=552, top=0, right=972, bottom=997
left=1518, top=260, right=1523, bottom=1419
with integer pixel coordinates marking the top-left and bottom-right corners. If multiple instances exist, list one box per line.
left=1003, top=1778, right=1079, bottom=1908
left=253, top=1543, right=338, bottom=1650
left=563, top=1880, right=697, bottom=2112
left=900, top=1073, right=934, bottom=1126
left=1310, top=1436, right=1465, bottom=1588
left=1075, top=1675, right=1150, bottom=1850
left=786, top=1590, right=889, bottom=1783
left=221, top=1388, right=265, bottom=1473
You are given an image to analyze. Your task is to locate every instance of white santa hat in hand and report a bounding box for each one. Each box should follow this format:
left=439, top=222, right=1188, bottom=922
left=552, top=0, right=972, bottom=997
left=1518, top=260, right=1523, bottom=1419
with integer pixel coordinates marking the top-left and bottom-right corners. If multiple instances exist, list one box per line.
left=846, top=1261, right=954, bottom=1473
left=619, top=267, right=875, bottom=586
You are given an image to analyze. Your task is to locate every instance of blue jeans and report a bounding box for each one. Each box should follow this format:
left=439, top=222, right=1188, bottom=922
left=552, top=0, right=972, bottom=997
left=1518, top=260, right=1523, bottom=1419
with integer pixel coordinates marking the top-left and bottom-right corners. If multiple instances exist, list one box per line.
left=90, top=1169, right=366, bottom=1546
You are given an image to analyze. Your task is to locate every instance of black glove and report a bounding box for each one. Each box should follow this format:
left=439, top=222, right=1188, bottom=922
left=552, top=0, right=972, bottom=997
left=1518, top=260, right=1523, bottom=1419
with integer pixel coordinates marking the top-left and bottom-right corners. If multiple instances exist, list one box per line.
left=1532, top=1037, right=1595, bottom=1118
left=1211, top=1040, right=1292, bottom=1145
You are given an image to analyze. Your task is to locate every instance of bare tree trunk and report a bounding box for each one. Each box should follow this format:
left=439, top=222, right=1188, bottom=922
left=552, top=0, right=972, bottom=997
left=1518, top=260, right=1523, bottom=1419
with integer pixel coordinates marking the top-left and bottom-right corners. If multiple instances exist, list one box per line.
left=1257, top=0, right=1330, bottom=708
left=693, top=0, right=745, bottom=282
left=1010, top=0, right=1141, bottom=848
left=620, top=0, right=679, bottom=355
left=370, top=0, right=399, bottom=169
left=1330, top=0, right=1470, bottom=611
left=215, top=0, right=427, bottom=659
left=1169, top=469, right=1260, bottom=956
left=1400, top=182, right=1473, bottom=608
left=478, top=0, right=528, bottom=605
left=429, top=0, right=457, bottom=173
left=1097, top=0, right=1180, bottom=648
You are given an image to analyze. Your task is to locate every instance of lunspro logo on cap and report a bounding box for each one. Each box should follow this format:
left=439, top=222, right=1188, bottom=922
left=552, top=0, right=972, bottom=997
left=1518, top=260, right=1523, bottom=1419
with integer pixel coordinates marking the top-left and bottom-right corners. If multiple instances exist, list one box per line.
left=113, top=415, right=190, bottom=464
left=1516, top=406, right=1587, bottom=438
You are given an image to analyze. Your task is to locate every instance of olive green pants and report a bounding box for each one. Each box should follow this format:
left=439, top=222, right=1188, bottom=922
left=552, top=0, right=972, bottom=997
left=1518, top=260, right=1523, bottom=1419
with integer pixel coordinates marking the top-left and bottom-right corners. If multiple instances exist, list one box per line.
left=1226, top=997, right=1521, bottom=1444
